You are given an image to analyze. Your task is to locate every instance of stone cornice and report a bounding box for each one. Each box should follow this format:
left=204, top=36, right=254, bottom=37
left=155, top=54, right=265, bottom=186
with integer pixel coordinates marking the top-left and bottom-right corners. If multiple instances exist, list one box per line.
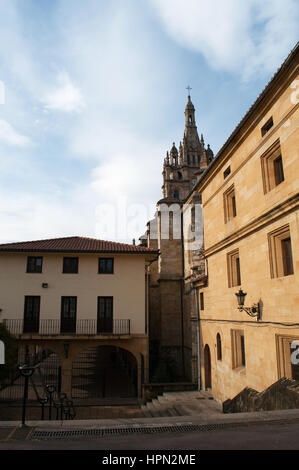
left=202, top=101, right=299, bottom=207
left=184, top=48, right=299, bottom=204
left=204, top=193, right=299, bottom=258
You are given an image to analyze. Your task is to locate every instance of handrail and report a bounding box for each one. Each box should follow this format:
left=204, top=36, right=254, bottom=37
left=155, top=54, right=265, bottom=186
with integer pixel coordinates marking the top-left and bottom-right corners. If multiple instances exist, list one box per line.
left=3, top=318, right=131, bottom=336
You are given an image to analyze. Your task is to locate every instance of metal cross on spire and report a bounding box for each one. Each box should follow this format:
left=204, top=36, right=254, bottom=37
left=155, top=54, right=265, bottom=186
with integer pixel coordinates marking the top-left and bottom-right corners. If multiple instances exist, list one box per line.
left=186, top=85, right=192, bottom=97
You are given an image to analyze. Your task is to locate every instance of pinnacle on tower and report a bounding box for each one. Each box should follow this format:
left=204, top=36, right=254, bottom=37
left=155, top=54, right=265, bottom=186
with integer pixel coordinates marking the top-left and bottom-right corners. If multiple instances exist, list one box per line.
left=170, top=142, right=178, bottom=166
left=160, top=92, right=214, bottom=202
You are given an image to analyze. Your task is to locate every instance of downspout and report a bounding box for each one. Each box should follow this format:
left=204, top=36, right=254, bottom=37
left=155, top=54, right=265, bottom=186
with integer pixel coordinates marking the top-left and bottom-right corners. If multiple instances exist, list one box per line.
left=180, top=210, right=185, bottom=378
left=192, top=283, right=201, bottom=391
left=145, top=256, right=159, bottom=384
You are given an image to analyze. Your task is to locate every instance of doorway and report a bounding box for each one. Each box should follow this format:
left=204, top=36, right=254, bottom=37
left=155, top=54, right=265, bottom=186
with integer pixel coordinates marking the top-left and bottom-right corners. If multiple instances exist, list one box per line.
left=204, top=344, right=212, bottom=390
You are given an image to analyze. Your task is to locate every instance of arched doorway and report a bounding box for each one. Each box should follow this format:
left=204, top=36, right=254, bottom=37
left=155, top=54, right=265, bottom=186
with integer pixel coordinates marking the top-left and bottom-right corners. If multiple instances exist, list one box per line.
left=72, top=346, right=138, bottom=399
left=204, top=344, right=212, bottom=390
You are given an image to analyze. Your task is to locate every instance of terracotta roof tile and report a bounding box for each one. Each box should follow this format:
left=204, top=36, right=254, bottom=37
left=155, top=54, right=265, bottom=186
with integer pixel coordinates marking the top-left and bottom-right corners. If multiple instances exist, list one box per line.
left=0, top=236, right=159, bottom=254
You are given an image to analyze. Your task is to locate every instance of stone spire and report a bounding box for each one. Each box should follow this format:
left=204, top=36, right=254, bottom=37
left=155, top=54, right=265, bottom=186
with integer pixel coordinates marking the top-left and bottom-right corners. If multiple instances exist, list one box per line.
left=183, top=94, right=201, bottom=165
left=160, top=92, right=214, bottom=202
left=170, top=142, right=178, bottom=166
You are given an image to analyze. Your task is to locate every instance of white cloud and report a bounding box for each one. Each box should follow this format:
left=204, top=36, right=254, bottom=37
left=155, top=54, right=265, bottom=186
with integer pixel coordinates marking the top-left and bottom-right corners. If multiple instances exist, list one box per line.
left=42, top=71, right=85, bottom=112
left=0, top=120, right=33, bottom=147
left=150, top=0, right=299, bottom=79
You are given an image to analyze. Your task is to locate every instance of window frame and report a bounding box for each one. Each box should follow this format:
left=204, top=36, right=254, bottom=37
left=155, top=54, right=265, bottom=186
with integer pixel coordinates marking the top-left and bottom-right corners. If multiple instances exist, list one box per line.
left=200, top=292, right=204, bottom=311
left=227, top=249, right=241, bottom=288
left=98, top=258, right=114, bottom=275
left=231, top=329, right=246, bottom=369
left=261, top=139, right=284, bottom=194
left=223, top=184, right=237, bottom=223
left=62, top=257, right=79, bottom=274
left=223, top=166, right=231, bottom=179
left=216, top=333, right=222, bottom=361
left=268, top=225, right=294, bottom=278
left=26, top=256, right=43, bottom=273
left=97, top=296, right=113, bottom=333
left=261, top=116, right=274, bottom=137
left=60, top=296, right=77, bottom=333
left=23, top=296, right=40, bottom=333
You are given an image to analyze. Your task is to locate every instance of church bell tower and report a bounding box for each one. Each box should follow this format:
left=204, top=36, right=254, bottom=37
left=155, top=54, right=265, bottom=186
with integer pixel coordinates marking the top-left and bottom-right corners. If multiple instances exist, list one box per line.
left=161, top=92, right=214, bottom=202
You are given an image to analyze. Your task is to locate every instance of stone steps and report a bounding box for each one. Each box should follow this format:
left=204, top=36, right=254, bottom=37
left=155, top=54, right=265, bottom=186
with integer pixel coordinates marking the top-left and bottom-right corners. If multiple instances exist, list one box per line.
left=142, top=390, right=221, bottom=418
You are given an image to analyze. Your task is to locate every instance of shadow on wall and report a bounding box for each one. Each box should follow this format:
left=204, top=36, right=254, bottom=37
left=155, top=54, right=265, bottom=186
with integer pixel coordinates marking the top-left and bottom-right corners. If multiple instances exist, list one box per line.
left=223, top=378, right=299, bottom=413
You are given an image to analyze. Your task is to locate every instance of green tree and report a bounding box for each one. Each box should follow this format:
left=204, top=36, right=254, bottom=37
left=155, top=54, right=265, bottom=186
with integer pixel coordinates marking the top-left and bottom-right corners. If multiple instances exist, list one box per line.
left=0, top=323, right=18, bottom=386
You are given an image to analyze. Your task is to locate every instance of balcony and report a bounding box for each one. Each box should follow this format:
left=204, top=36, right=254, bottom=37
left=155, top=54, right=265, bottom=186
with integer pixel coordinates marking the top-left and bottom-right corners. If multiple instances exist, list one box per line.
left=3, top=319, right=131, bottom=337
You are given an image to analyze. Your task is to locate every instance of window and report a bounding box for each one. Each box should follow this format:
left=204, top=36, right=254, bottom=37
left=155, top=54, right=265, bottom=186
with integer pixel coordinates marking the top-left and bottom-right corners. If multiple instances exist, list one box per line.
left=63, top=257, right=79, bottom=274
left=227, top=249, right=241, bottom=287
left=97, top=297, right=113, bottom=333
left=200, top=292, right=204, bottom=311
left=27, top=256, right=43, bottom=273
left=261, top=116, right=273, bottom=137
left=223, top=166, right=231, bottom=179
left=190, top=206, right=195, bottom=232
left=223, top=185, right=237, bottom=222
left=178, top=171, right=182, bottom=180
left=277, top=336, right=299, bottom=381
left=174, top=190, right=180, bottom=200
left=291, top=342, right=299, bottom=381
left=216, top=333, right=222, bottom=361
left=261, top=139, right=284, bottom=193
left=23, top=296, right=40, bottom=333
left=268, top=225, right=294, bottom=278
left=231, top=330, right=245, bottom=368
left=274, top=155, right=284, bottom=186
left=61, top=297, right=77, bottom=333
left=98, top=258, right=114, bottom=274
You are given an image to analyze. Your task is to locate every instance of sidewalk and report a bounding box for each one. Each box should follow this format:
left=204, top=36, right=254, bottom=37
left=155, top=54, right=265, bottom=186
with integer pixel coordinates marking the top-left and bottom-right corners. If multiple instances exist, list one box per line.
left=1, top=408, right=299, bottom=434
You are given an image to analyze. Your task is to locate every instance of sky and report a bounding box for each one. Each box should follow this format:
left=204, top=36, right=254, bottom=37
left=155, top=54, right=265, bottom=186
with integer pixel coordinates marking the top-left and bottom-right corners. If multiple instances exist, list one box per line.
left=0, top=0, right=298, bottom=243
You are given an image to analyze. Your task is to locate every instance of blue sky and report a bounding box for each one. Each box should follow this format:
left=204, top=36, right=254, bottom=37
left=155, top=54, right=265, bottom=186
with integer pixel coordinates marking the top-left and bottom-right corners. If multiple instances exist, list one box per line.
left=0, top=0, right=298, bottom=243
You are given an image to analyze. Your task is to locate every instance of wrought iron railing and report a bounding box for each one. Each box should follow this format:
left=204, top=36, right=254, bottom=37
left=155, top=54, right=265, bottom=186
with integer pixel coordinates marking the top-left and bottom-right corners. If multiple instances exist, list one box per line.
left=3, top=319, right=131, bottom=336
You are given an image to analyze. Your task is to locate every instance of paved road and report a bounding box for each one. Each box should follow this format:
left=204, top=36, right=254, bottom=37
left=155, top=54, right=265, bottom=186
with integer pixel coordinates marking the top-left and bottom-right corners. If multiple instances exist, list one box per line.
left=1, top=422, right=299, bottom=450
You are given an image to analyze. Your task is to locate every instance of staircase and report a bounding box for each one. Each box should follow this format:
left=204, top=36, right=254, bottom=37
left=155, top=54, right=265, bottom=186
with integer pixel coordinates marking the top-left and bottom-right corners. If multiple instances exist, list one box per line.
left=223, top=378, right=299, bottom=413
left=141, top=390, right=221, bottom=418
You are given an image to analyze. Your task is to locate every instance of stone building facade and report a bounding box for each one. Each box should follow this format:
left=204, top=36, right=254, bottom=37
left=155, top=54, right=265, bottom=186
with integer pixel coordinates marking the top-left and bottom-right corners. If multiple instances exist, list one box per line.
left=185, top=42, right=299, bottom=402
left=142, top=95, right=213, bottom=382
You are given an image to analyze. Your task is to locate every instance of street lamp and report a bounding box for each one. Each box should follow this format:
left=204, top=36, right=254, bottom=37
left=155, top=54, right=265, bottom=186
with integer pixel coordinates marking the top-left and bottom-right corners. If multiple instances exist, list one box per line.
left=235, top=288, right=260, bottom=320
left=18, top=364, right=35, bottom=428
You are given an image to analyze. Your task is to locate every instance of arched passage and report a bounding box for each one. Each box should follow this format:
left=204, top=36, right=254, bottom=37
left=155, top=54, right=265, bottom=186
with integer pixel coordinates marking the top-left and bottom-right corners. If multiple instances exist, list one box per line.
left=204, top=344, right=212, bottom=390
left=71, top=346, right=138, bottom=399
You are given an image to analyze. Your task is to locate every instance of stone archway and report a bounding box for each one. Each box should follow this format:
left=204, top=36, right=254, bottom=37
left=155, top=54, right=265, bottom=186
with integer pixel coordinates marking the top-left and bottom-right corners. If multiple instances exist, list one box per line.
left=71, top=345, right=138, bottom=400
left=204, top=344, right=212, bottom=390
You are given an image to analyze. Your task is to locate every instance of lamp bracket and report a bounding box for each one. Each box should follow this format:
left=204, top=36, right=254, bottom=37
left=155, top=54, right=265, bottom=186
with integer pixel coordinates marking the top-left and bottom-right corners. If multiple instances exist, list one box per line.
left=238, top=304, right=260, bottom=320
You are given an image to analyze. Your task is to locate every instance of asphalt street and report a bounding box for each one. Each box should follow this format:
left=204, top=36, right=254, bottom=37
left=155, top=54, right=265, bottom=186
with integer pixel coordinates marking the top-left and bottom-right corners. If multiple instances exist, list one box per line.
left=1, top=422, right=299, bottom=450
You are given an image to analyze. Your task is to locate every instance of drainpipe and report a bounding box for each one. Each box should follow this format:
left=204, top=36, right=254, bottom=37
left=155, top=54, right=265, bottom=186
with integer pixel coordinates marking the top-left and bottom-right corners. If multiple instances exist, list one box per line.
left=145, top=256, right=159, bottom=384
left=180, top=210, right=186, bottom=378
left=145, top=256, right=159, bottom=335
left=192, top=282, right=201, bottom=391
